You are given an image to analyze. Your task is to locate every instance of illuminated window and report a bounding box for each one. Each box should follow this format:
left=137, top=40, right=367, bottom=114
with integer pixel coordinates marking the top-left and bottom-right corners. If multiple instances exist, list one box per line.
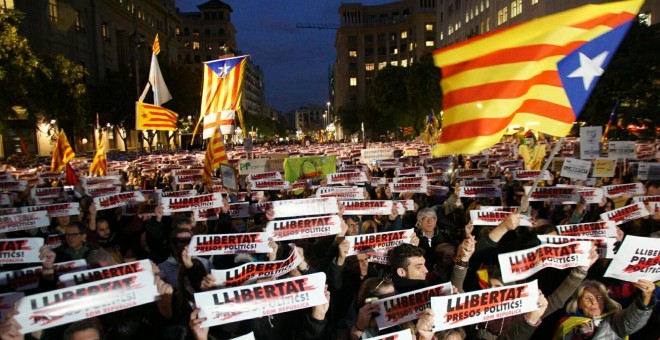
left=48, top=0, right=59, bottom=23
left=101, top=22, right=110, bottom=41
left=425, top=24, right=434, bottom=31
left=531, top=0, right=538, bottom=4
left=440, top=32, right=444, bottom=40
left=503, top=7, right=508, bottom=22
left=390, top=60, right=398, bottom=66
left=349, top=50, right=357, bottom=57
left=1, top=0, right=15, bottom=9
left=425, top=40, right=434, bottom=47
left=350, top=78, right=357, bottom=86
left=176, top=27, right=181, bottom=36
left=487, top=18, right=491, bottom=31
left=365, top=63, right=375, bottom=71
left=638, top=12, right=651, bottom=26
left=75, top=10, right=85, bottom=32
left=378, top=62, right=386, bottom=70
left=391, top=47, right=398, bottom=55
left=401, top=59, right=408, bottom=67
left=193, top=29, right=199, bottom=37
left=401, top=31, right=407, bottom=39
left=193, top=42, right=200, bottom=50
left=409, top=42, right=414, bottom=51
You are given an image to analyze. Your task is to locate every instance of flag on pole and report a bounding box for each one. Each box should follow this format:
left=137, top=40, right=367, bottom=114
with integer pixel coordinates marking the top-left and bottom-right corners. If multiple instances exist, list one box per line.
left=152, top=33, right=161, bottom=55
left=51, top=130, right=75, bottom=173
left=202, top=126, right=229, bottom=188
left=432, top=0, right=643, bottom=157
left=138, top=34, right=172, bottom=106
left=422, top=111, right=440, bottom=145
left=402, top=126, right=414, bottom=137
left=601, top=99, right=620, bottom=142
left=89, top=131, right=107, bottom=177
left=136, top=102, right=178, bottom=131
left=195, top=55, right=248, bottom=139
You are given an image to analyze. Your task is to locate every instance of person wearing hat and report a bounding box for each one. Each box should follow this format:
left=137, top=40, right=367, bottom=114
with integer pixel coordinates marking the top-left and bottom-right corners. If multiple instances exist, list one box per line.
left=518, top=131, right=546, bottom=170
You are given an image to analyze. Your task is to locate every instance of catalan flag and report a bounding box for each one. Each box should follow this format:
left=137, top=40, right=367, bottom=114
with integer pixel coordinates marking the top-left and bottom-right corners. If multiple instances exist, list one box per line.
left=89, top=131, right=107, bottom=177
left=432, top=0, right=643, bottom=157
left=203, top=126, right=229, bottom=188
left=51, top=130, right=75, bottom=173
left=601, top=99, right=620, bottom=142
left=136, top=102, right=178, bottom=131
left=402, top=126, right=414, bottom=137
left=152, top=33, right=161, bottom=55
left=196, top=55, right=248, bottom=139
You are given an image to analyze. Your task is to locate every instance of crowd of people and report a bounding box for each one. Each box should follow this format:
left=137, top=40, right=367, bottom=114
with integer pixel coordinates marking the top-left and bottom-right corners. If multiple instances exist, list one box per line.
left=0, top=137, right=658, bottom=340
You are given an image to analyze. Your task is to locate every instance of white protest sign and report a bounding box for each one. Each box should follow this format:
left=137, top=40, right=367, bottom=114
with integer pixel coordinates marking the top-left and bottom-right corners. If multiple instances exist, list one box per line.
left=368, top=330, right=413, bottom=340
left=15, top=270, right=158, bottom=334
left=93, top=191, right=145, bottom=210
left=58, top=259, right=152, bottom=287
left=454, top=169, right=488, bottom=179
left=271, top=197, right=338, bottom=218
left=607, top=141, right=636, bottom=159
left=251, top=180, right=290, bottom=191
left=524, top=186, right=579, bottom=203
left=431, top=281, right=539, bottom=331
left=247, top=171, right=283, bottom=184
left=458, top=186, right=502, bottom=198
left=161, top=193, right=224, bottom=215
left=389, top=182, right=427, bottom=194
left=395, top=166, right=425, bottom=177
left=341, top=200, right=393, bottom=215
left=360, top=148, right=394, bottom=164
left=498, top=242, right=591, bottom=283
left=345, top=229, right=414, bottom=256
left=267, top=215, right=342, bottom=241
left=556, top=221, right=617, bottom=238
left=30, top=187, right=62, bottom=200
left=195, top=273, right=328, bottom=328
left=600, top=202, right=650, bottom=225
left=637, top=162, right=660, bottom=181
left=238, top=158, right=269, bottom=175
left=579, top=126, right=602, bottom=160
left=316, top=186, right=365, bottom=200
left=0, top=211, right=49, bottom=233
left=633, top=195, right=660, bottom=205
left=574, top=187, right=604, bottom=205
left=374, top=282, right=452, bottom=330
left=22, top=202, right=80, bottom=218
left=511, top=170, right=552, bottom=181
left=538, top=235, right=615, bottom=259
left=603, top=183, right=646, bottom=198
left=0, top=238, right=44, bottom=264
left=469, top=210, right=532, bottom=227
left=227, top=202, right=250, bottom=219
left=80, top=175, right=122, bottom=187
left=560, top=158, right=591, bottom=181
left=188, top=233, right=272, bottom=256
left=326, top=172, right=367, bottom=185
left=212, top=244, right=302, bottom=287
left=84, top=185, right=122, bottom=197
left=0, top=266, right=42, bottom=291
left=604, top=236, right=660, bottom=282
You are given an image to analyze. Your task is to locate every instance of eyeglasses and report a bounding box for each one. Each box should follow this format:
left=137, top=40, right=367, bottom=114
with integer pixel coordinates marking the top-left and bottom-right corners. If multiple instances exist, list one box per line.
left=421, top=216, right=437, bottom=221
left=580, top=295, right=604, bottom=304
left=347, top=223, right=358, bottom=228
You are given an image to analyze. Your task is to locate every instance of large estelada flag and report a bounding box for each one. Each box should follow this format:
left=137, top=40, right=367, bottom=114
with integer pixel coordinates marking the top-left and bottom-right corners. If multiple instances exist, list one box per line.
left=51, top=130, right=75, bottom=173
left=196, top=55, right=248, bottom=139
left=432, top=0, right=643, bottom=156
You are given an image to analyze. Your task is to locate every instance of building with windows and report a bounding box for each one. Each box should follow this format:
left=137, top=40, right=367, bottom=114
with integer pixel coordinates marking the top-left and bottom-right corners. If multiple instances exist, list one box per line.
left=295, top=106, right=328, bottom=136
left=333, top=0, right=437, bottom=111
left=437, top=0, right=659, bottom=48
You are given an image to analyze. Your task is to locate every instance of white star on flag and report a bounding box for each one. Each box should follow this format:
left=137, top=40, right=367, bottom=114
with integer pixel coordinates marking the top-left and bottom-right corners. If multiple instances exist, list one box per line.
left=568, top=51, right=609, bottom=90
left=217, top=63, right=229, bottom=78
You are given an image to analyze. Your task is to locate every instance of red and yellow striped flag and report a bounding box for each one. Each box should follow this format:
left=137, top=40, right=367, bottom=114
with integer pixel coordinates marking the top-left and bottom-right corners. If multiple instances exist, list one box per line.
left=152, top=34, right=160, bottom=55
left=51, top=130, right=75, bottom=173
left=202, top=126, right=229, bottom=188
left=432, top=0, right=642, bottom=157
left=89, top=132, right=107, bottom=176
left=195, top=55, right=248, bottom=139
left=136, top=102, right=178, bottom=131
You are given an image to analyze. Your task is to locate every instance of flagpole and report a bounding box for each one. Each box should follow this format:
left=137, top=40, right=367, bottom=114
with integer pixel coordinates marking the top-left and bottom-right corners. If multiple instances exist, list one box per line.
left=518, top=136, right=565, bottom=214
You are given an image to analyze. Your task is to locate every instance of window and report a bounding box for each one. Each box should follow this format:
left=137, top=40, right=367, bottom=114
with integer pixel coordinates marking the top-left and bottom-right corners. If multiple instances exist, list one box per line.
left=378, top=47, right=386, bottom=55
left=1, top=0, right=15, bottom=9
left=349, top=50, right=357, bottom=57
left=48, top=0, right=59, bottom=23
left=204, top=29, right=211, bottom=36
left=348, top=35, right=357, bottom=44
left=184, top=28, right=189, bottom=36
left=401, top=59, right=408, bottom=67
left=378, top=62, right=386, bottom=70
left=511, top=1, right=522, bottom=16
left=193, top=42, right=200, bottom=50
left=390, top=47, right=398, bottom=55
left=365, top=48, right=374, bottom=56
left=101, top=22, right=110, bottom=41
left=409, top=42, right=414, bottom=51
left=390, top=33, right=396, bottom=41
left=350, top=78, right=357, bottom=86
left=75, top=10, right=84, bottom=32
left=503, top=7, right=508, bottom=22
left=365, top=63, right=375, bottom=71
left=218, top=28, right=225, bottom=36
left=176, top=27, right=181, bottom=36
left=425, top=23, right=434, bottom=31
left=425, top=40, right=434, bottom=47
left=531, top=0, right=538, bottom=4
left=193, top=29, right=199, bottom=37
left=390, top=60, right=398, bottom=66
left=400, top=31, right=407, bottom=39
left=378, top=34, right=386, bottom=42
left=194, top=55, right=200, bottom=63
left=365, top=35, right=374, bottom=43
left=638, top=12, right=651, bottom=26
left=349, top=63, right=357, bottom=71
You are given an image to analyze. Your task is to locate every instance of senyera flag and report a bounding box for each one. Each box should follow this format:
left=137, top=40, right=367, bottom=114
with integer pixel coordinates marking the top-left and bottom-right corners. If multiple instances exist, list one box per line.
left=432, top=1, right=644, bottom=156
left=135, top=102, right=178, bottom=131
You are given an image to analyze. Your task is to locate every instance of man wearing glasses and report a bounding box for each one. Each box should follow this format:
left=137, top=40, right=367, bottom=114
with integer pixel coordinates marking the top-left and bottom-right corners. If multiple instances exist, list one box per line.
left=55, top=222, right=99, bottom=261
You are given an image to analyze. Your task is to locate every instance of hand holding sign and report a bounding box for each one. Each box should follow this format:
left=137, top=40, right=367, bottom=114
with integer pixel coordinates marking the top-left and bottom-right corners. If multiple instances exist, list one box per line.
left=524, top=291, right=548, bottom=326
left=416, top=309, right=435, bottom=339
left=635, top=279, right=657, bottom=307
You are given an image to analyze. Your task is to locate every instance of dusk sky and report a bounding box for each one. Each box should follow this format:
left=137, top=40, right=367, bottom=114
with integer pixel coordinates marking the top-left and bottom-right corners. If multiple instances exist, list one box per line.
left=176, top=0, right=390, bottom=113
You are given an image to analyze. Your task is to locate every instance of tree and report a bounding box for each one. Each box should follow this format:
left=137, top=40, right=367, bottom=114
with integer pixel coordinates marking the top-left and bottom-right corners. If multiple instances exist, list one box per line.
left=89, top=70, right=135, bottom=151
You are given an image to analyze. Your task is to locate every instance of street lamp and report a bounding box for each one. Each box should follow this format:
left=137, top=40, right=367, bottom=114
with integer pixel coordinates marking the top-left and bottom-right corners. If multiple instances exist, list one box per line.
left=326, top=101, right=330, bottom=125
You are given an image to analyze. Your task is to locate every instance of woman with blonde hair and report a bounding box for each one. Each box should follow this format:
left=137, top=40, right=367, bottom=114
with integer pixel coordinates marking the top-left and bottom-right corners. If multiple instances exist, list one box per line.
left=555, top=279, right=656, bottom=339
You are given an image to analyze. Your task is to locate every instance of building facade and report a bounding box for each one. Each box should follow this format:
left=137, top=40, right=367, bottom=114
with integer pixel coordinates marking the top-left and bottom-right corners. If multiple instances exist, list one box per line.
left=436, top=0, right=660, bottom=48
left=295, top=106, right=328, bottom=135
left=333, top=0, right=438, bottom=112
